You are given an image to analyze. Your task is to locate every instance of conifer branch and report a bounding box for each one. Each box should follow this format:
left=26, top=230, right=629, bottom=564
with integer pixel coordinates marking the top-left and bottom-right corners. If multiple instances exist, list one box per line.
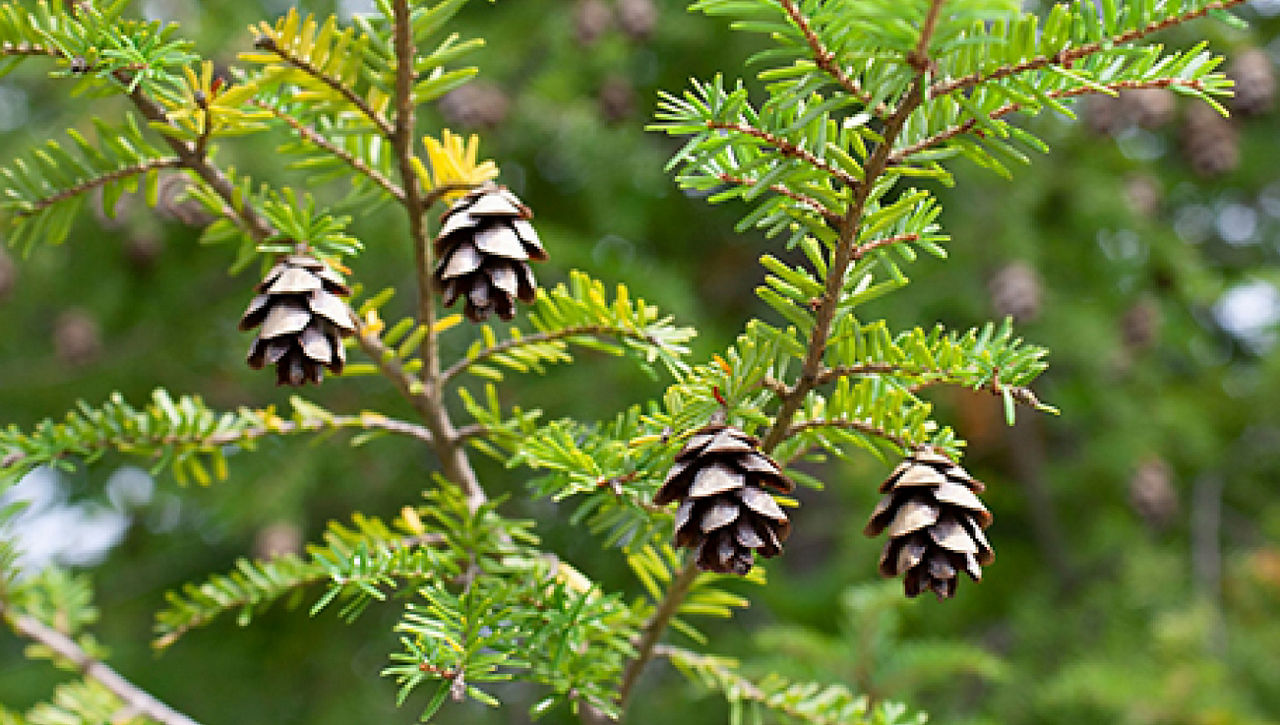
left=124, top=74, right=482, bottom=508
left=390, top=0, right=485, bottom=513
left=706, top=121, right=860, bottom=189
left=252, top=35, right=394, bottom=138
left=1, top=406, right=434, bottom=474
left=1, top=603, right=203, bottom=725
left=761, top=74, right=932, bottom=452
left=715, top=173, right=841, bottom=223
left=14, top=157, right=183, bottom=217
left=618, top=557, right=699, bottom=708
left=0, top=41, right=56, bottom=58
left=251, top=99, right=405, bottom=202
left=926, top=0, right=1246, bottom=99
left=892, top=78, right=1209, bottom=163
left=775, top=0, right=886, bottom=116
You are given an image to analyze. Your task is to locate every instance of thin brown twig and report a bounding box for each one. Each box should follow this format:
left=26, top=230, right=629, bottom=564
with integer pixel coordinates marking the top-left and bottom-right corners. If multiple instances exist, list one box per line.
left=14, top=158, right=184, bottom=216
left=892, top=78, right=1207, bottom=163
left=853, top=233, right=920, bottom=260
left=255, top=36, right=394, bottom=138
left=251, top=99, right=405, bottom=202
left=618, top=558, right=699, bottom=707
left=927, top=0, right=1246, bottom=99
left=1, top=604, right=203, bottom=725
left=706, top=121, right=860, bottom=190
left=715, top=173, right=841, bottom=223
left=775, top=0, right=887, bottom=116
left=0, top=410, right=435, bottom=472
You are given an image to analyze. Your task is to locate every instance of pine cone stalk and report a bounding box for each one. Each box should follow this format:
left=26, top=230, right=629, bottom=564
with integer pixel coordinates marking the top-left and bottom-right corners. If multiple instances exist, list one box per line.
left=655, top=425, right=794, bottom=575
left=432, top=184, right=546, bottom=322
left=239, top=251, right=355, bottom=386
left=865, top=448, right=994, bottom=600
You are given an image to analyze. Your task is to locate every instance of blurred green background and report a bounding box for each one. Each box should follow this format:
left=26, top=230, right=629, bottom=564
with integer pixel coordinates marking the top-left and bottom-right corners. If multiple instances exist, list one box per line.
left=2, top=1, right=1280, bottom=723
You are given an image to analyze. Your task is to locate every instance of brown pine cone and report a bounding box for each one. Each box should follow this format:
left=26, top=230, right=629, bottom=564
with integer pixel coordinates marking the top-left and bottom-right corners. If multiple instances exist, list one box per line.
left=1181, top=103, right=1239, bottom=178
left=865, top=448, right=993, bottom=600
left=433, top=185, right=546, bottom=322
left=240, top=252, right=355, bottom=386
left=1228, top=48, right=1275, bottom=117
left=655, top=425, right=794, bottom=575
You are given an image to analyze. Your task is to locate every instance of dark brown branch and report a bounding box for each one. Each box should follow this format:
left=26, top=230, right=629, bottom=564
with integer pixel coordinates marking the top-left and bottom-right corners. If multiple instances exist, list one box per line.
left=775, top=0, right=887, bottom=116
left=618, top=558, right=699, bottom=707
left=440, top=324, right=664, bottom=384
left=255, top=36, right=394, bottom=138
left=251, top=99, right=405, bottom=202
left=15, top=157, right=183, bottom=217
left=706, top=121, right=860, bottom=190
left=715, top=173, right=841, bottom=223
left=1, top=604, right=203, bottom=725
left=892, top=78, right=1207, bottom=163
left=927, top=0, right=1245, bottom=99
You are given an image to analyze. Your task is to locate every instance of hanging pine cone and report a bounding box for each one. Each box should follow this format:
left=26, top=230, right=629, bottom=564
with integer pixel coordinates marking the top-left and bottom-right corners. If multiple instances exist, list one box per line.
left=433, top=184, right=546, bottom=322
left=988, top=261, right=1042, bottom=323
left=239, top=252, right=355, bottom=386
left=1228, top=48, right=1275, bottom=117
left=1180, top=102, right=1238, bottom=178
left=655, top=425, right=794, bottom=575
left=865, top=448, right=993, bottom=600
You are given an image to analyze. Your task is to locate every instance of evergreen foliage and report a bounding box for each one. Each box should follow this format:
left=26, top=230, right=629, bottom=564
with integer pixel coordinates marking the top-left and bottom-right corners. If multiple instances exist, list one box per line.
left=0, top=0, right=1250, bottom=723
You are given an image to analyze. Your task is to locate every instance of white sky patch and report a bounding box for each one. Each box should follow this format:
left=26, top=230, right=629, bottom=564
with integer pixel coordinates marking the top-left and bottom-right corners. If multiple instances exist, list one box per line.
left=1214, top=280, right=1280, bottom=353
left=1, top=466, right=155, bottom=573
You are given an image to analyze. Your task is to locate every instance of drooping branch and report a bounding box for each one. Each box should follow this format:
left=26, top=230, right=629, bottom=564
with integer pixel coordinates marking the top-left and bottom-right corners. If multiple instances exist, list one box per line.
left=775, top=0, right=886, bottom=116
left=706, top=121, right=860, bottom=190
left=252, top=35, right=395, bottom=138
left=1, top=604, right=203, bottom=725
left=926, top=0, right=1246, bottom=99
left=251, top=99, right=405, bottom=202
left=892, top=78, right=1209, bottom=164
left=13, top=157, right=184, bottom=217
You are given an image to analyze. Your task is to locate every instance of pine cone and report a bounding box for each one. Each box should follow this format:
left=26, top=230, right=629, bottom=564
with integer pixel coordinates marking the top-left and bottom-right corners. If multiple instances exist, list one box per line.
left=1129, top=457, right=1178, bottom=530
left=574, top=0, right=613, bottom=46
left=616, top=0, right=657, bottom=40
left=655, top=425, right=794, bottom=575
left=433, top=185, right=546, bottom=322
left=988, top=261, right=1041, bottom=323
left=1228, top=48, right=1275, bottom=117
left=1181, top=102, right=1238, bottom=178
left=239, top=252, right=355, bottom=386
left=865, top=449, right=993, bottom=600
